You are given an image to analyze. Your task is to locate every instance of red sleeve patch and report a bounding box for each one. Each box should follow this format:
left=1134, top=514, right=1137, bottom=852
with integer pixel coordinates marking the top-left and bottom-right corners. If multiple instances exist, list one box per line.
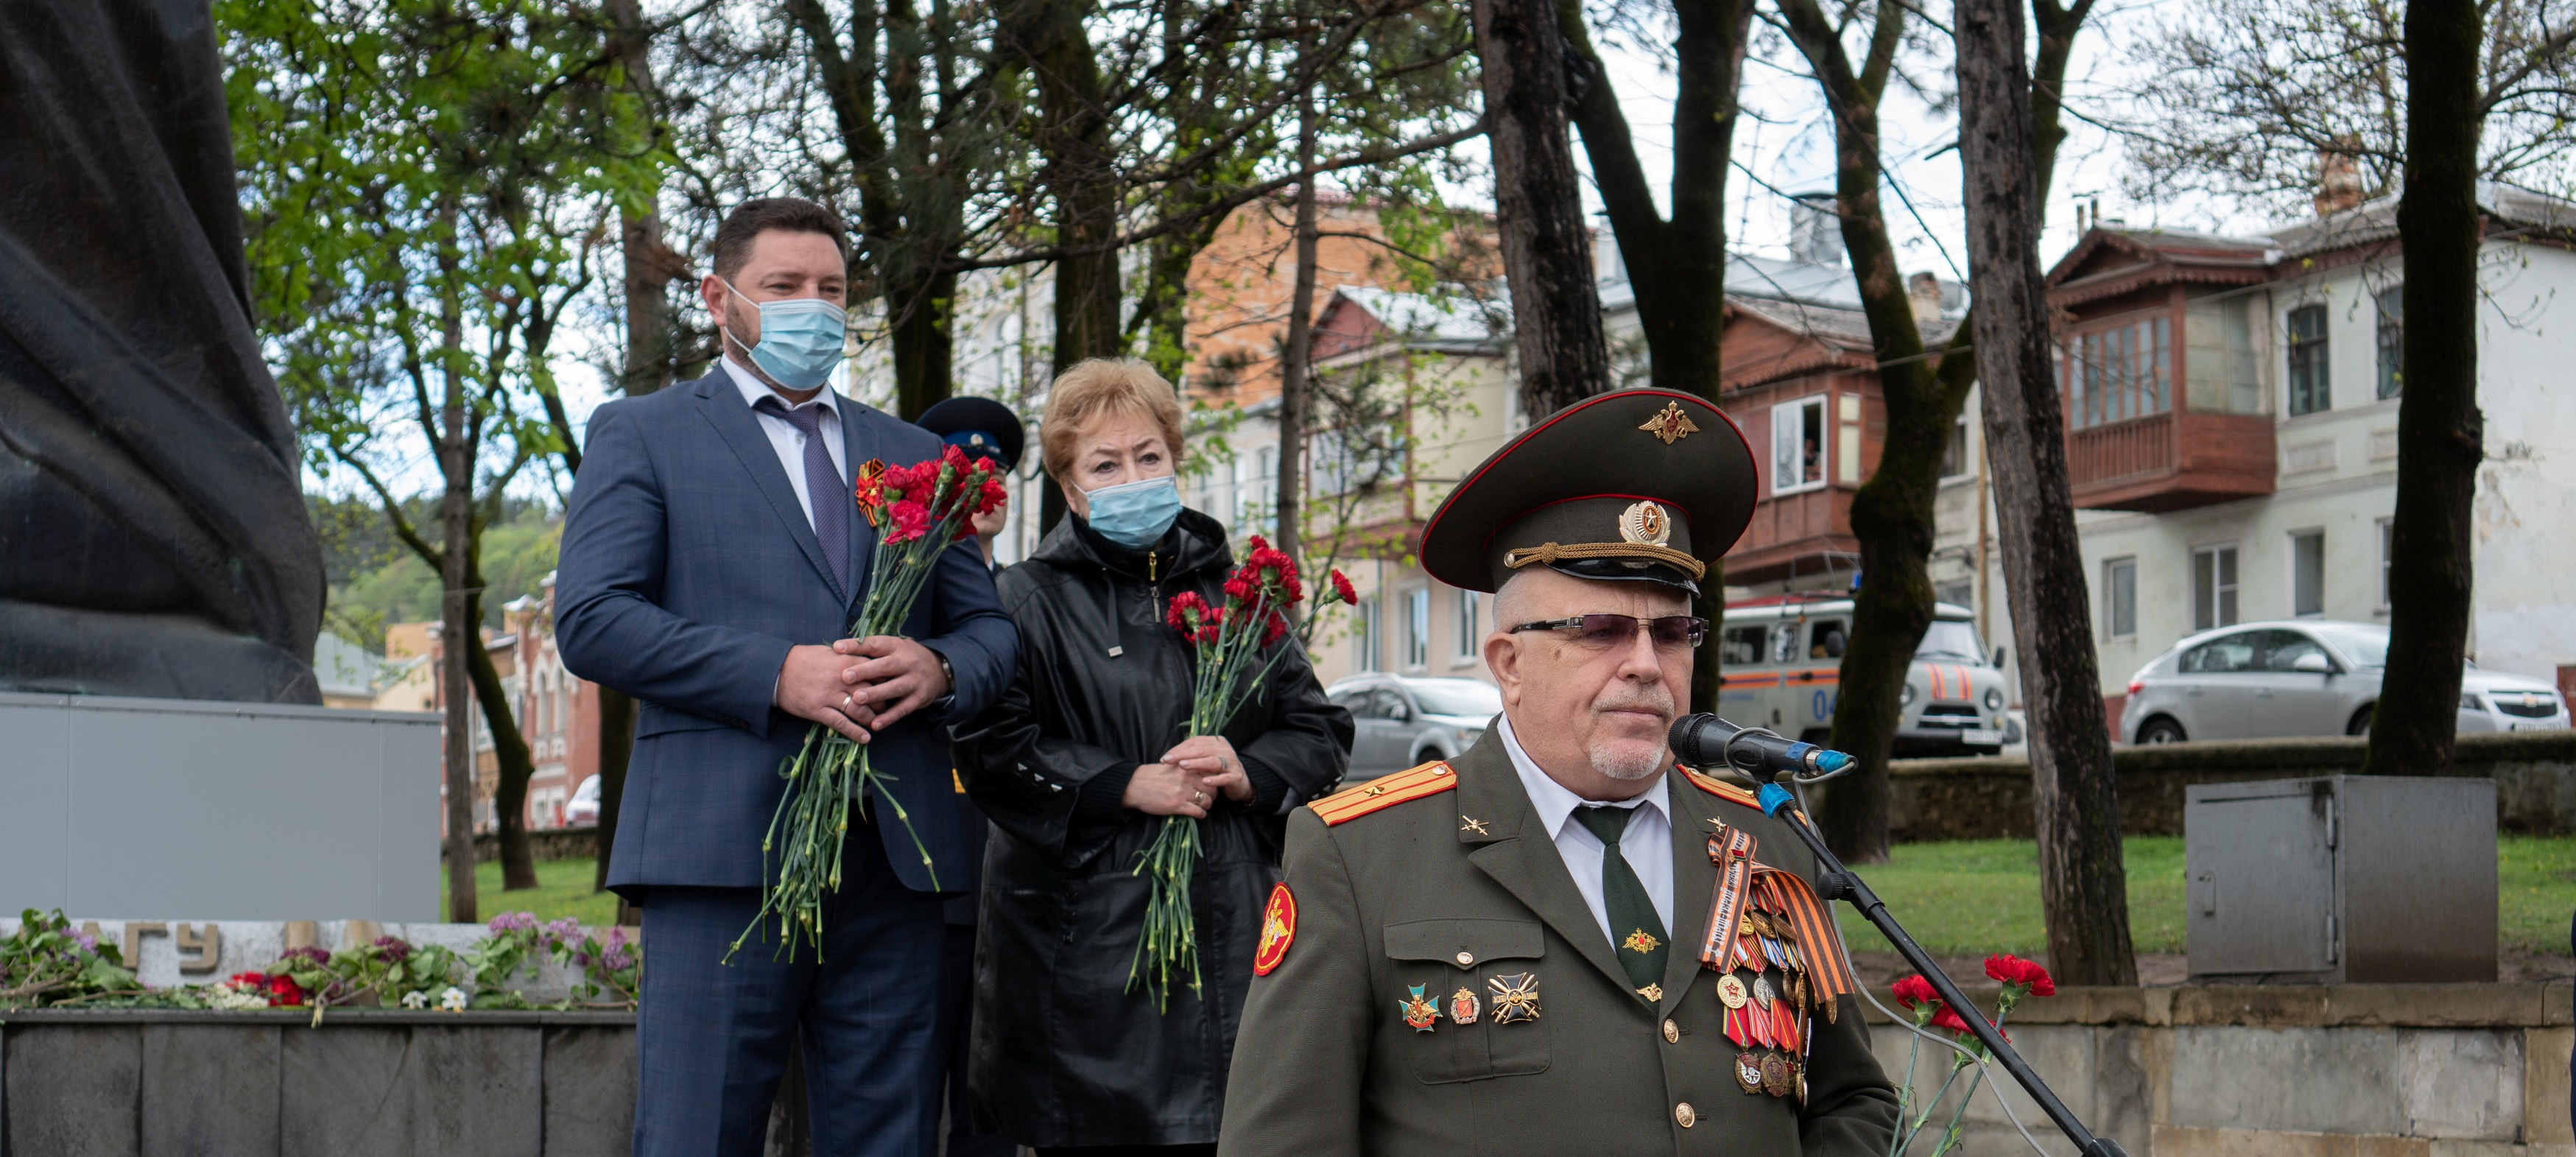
left=1253, top=882, right=1297, bottom=976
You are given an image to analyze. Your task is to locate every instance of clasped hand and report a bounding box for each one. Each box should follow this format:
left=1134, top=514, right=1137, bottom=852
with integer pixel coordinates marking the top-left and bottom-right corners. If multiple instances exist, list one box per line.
left=775, top=636, right=950, bottom=744
left=1125, top=735, right=1253, bottom=818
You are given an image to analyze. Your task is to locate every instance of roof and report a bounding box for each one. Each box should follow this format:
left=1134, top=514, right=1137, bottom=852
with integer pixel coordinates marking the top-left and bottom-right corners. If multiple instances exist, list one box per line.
left=2268, top=181, right=2576, bottom=258
left=2048, top=183, right=2576, bottom=294
left=1320, top=286, right=1513, bottom=349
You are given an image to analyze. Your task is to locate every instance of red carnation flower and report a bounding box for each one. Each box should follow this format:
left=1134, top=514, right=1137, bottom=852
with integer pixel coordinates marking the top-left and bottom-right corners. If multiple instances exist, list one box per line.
left=943, top=443, right=971, bottom=471
left=976, top=476, right=1009, bottom=516
left=1982, top=954, right=2056, bottom=996
left=1222, top=574, right=1256, bottom=602
left=887, top=500, right=931, bottom=543
left=1168, top=591, right=1210, bottom=633
left=1891, top=974, right=1938, bottom=1010
left=1327, top=569, right=1356, bottom=606
left=1261, top=610, right=1287, bottom=647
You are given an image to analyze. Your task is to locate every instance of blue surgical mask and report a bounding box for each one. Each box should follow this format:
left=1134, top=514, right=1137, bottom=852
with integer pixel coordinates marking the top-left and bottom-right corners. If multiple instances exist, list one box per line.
left=720, top=278, right=848, bottom=391
left=1082, top=474, right=1182, bottom=550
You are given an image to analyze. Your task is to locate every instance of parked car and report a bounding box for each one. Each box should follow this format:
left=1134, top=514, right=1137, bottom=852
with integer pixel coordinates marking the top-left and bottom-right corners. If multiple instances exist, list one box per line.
left=2120, top=619, right=2569, bottom=744
left=1324, top=675, right=1502, bottom=781
left=1718, top=595, right=2012, bottom=756
left=565, top=774, right=601, bottom=825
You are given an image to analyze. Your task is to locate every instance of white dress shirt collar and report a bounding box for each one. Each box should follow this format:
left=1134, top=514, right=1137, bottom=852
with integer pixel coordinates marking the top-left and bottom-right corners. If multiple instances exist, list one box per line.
left=722, top=354, right=844, bottom=419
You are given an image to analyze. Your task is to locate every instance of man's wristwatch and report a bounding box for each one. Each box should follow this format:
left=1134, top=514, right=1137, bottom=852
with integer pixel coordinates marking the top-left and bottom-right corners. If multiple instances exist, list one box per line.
left=929, top=647, right=954, bottom=693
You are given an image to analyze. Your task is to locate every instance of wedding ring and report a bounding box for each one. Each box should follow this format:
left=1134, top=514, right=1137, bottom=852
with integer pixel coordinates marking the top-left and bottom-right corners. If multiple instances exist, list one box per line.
left=841, top=692, right=854, bottom=710
left=1192, top=789, right=1206, bottom=806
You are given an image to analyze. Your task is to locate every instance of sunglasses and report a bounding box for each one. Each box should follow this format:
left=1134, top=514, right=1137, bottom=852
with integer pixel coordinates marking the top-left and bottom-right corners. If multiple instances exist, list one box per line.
left=1507, top=614, right=1708, bottom=650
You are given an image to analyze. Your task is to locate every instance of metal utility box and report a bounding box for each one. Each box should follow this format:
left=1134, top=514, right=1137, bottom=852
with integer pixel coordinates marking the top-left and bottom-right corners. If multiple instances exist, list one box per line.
left=2185, top=776, right=2495, bottom=983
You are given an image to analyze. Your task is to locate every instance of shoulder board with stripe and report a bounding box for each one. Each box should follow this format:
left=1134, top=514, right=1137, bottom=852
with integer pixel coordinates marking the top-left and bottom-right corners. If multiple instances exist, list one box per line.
left=1310, top=761, right=1457, bottom=826
left=1678, top=766, right=1763, bottom=810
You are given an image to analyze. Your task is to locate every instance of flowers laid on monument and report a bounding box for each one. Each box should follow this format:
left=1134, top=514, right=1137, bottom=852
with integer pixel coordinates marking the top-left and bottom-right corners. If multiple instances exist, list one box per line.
left=733, top=445, right=1009, bottom=965
left=1128, top=544, right=1352, bottom=1009
left=1884, top=955, right=2058, bottom=1156
left=0, top=908, right=644, bottom=1014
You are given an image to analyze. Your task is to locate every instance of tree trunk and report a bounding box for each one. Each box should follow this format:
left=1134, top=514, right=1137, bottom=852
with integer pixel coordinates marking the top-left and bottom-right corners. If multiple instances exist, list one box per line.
left=2362, top=0, right=2483, bottom=776
left=437, top=381, right=477, bottom=922
left=463, top=591, right=541, bottom=890
left=1472, top=0, right=1608, bottom=421
left=1954, top=0, right=2134, bottom=985
left=1004, top=0, right=1118, bottom=538
left=890, top=265, right=960, bottom=421
left=1275, top=105, right=1321, bottom=568
left=1555, top=0, right=1751, bottom=715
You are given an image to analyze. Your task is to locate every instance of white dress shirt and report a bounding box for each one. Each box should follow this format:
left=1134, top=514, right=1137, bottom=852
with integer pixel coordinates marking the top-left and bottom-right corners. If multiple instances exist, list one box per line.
left=722, top=356, right=848, bottom=530
left=1497, top=715, right=1675, bottom=946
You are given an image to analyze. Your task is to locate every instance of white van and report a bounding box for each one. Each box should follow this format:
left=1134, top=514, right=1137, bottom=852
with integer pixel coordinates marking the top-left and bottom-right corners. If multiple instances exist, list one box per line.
left=1715, top=595, right=2010, bottom=756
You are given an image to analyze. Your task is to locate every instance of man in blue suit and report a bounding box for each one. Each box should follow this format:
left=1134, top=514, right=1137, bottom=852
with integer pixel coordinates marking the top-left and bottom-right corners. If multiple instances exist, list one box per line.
left=555, top=197, right=1018, bottom=1157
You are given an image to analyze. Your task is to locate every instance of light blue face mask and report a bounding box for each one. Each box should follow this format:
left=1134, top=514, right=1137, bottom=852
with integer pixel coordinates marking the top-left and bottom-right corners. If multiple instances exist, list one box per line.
left=721, top=278, right=848, bottom=392
left=1082, top=474, right=1182, bottom=550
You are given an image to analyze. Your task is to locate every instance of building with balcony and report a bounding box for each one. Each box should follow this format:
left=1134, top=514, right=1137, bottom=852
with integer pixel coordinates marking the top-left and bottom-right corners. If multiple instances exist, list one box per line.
left=2056, top=185, right=2576, bottom=710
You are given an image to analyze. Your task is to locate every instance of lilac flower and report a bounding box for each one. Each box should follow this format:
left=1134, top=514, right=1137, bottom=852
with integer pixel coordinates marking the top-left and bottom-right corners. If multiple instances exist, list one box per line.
left=282, top=946, right=330, bottom=967
left=71, top=928, right=97, bottom=953
left=599, top=929, right=634, bottom=972
left=488, top=912, right=537, bottom=935
left=542, top=918, right=581, bottom=947
left=371, top=936, right=411, bottom=963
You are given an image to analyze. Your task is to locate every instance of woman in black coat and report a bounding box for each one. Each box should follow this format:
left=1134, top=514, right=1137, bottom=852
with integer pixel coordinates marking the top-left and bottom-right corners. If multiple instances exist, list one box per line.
left=955, top=359, right=1353, bottom=1156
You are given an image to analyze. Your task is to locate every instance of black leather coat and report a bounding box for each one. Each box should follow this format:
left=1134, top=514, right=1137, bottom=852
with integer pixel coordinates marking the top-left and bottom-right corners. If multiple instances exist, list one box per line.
left=955, top=509, right=1353, bottom=1147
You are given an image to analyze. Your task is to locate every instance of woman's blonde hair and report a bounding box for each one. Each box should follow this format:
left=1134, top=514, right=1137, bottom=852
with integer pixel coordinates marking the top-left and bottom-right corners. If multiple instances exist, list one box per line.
left=1038, top=357, right=1188, bottom=485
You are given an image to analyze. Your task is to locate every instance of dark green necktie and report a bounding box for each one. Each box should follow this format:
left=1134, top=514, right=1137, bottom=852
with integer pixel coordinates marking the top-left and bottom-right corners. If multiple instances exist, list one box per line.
left=1574, top=805, right=1669, bottom=995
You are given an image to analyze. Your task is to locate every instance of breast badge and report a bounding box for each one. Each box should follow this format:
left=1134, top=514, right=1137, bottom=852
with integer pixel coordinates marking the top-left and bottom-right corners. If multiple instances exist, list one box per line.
left=1450, top=987, right=1481, bottom=1024
left=1252, top=882, right=1296, bottom=977
left=1487, top=971, right=1541, bottom=1024
left=1399, top=984, right=1440, bottom=1032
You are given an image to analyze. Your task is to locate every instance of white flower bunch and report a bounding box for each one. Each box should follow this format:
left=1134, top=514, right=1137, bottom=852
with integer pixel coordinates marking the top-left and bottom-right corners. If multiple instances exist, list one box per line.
left=202, top=980, right=270, bottom=1011
left=437, top=985, right=468, bottom=1012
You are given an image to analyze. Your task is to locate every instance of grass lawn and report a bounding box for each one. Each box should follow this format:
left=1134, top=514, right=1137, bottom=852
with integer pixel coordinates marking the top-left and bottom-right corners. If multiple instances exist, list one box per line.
left=1831, top=836, right=2576, bottom=958
left=441, top=838, right=2576, bottom=959
left=438, top=858, right=620, bottom=927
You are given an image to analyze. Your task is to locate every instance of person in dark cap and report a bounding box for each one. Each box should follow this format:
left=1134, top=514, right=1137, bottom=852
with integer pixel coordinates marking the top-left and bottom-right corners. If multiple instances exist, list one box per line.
left=1218, top=390, right=1898, bottom=1156
left=911, top=393, right=1027, bottom=1157
left=916, top=395, right=1027, bottom=566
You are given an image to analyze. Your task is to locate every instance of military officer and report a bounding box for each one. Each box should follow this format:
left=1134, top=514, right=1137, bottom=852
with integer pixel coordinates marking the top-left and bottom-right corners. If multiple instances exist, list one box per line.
left=1219, top=390, right=1900, bottom=1156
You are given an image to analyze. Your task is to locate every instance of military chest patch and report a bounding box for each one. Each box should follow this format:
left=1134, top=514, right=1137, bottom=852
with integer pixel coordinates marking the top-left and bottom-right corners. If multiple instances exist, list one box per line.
left=1253, top=882, right=1296, bottom=976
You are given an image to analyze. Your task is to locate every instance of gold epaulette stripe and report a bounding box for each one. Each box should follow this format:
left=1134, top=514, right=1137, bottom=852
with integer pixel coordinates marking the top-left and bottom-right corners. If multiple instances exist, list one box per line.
left=1310, top=761, right=1457, bottom=826
left=1679, top=766, right=1762, bottom=809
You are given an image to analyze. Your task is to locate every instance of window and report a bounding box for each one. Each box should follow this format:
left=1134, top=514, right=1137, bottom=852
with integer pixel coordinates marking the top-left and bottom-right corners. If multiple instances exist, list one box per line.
left=1721, top=625, right=1767, bottom=667
left=2103, top=556, right=2137, bottom=639
left=1940, top=412, right=1970, bottom=479
left=2290, top=530, right=2325, bottom=617
left=2286, top=303, right=2330, bottom=415
left=2065, top=317, right=2172, bottom=429
left=2377, top=518, right=2393, bottom=608
left=1402, top=586, right=1430, bottom=669
left=2376, top=286, right=2404, bottom=400
left=2184, top=295, right=2266, bottom=414
left=2178, top=631, right=2258, bottom=673
left=2260, top=628, right=2331, bottom=672
left=1770, top=397, right=1827, bottom=494
left=1807, top=619, right=1847, bottom=660
left=1352, top=597, right=1380, bottom=672
left=1767, top=622, right=1800, bottom=664
left=1453, top=590, right=1480, bottom=661
left=1935, top=580, right=1973, bottom=611
left=2192, top=544, right=2239, bottom=631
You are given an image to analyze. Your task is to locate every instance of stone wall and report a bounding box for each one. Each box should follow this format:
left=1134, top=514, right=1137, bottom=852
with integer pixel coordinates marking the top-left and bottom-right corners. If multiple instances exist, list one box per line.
left=1862, top=731, right=2576, bottom=842
left=451, top=826, right=603, bottom=866
left=1861, top=982, right=2574, bottom=1156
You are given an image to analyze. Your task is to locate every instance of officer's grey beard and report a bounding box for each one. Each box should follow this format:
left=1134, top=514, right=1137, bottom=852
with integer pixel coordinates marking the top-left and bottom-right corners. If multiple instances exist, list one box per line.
left=1589, top=744, right=1667, bottom=782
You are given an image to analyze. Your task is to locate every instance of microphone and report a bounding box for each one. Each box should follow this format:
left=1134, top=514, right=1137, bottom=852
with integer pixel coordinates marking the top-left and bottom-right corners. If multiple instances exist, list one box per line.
left=1667, top=713, right=1854, bottom=783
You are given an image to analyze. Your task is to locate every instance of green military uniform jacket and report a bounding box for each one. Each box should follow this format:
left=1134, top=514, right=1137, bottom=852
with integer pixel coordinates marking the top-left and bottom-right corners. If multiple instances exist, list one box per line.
left=1219, top=729, right=1898, bottom=1155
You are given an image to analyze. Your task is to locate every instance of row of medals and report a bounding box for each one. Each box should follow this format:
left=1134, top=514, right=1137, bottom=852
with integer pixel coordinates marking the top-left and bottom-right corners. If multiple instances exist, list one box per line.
left=1399, top=971, right=1539, bottom=1030
left=1718, top=904, right=1826, bottom=1102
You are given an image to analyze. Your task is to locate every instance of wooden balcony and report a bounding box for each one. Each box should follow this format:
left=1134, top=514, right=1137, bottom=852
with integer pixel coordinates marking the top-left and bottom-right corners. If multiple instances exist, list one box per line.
left=2066, top=410, right=2276, bottom=512
left=1722, top=486, right=1857, bottom=586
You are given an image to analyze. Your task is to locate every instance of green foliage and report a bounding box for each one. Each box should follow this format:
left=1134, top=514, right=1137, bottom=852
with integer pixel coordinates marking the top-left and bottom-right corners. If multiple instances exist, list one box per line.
left=327, top=505, right=563, bottom=649
left=442, top=858, right=621, bottom=926
left=0, top=910, right=141, bottom=1010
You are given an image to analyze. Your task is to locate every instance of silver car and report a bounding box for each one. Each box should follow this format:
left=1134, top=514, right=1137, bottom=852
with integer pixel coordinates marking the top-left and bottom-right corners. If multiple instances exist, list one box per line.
left=1324, top=675, right=1502, bottom=780
left=2120, top=620, right=2569, bottom=743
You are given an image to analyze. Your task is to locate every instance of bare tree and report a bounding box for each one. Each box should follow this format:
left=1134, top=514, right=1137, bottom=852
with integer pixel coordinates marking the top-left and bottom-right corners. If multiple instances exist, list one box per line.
left=1474, top=0, right=1611, bottom=418
left=1954, top=0, right=2135, bottom=986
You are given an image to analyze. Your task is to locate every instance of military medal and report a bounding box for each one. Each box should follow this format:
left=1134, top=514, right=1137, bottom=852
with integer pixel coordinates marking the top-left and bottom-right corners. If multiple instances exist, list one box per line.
left=1449, top=987, right=1480, bottom=1024
left=1717, top=974, right=1749, bottom=1009
left=1734, top=1052, right=1766, bottom=1094
left=1751, top=974, right=1776, bottom=1010
left=1761, top=1052, right=1792, bottom=1097
left=1488, top=972, right=1541, bottom=1024
left=1399, top=984, right=1439, bottom=1032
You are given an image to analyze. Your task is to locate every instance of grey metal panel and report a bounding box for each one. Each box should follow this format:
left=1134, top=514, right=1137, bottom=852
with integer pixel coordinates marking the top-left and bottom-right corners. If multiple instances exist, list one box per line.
left=140, top=1024, right=282, bottom=1155
left=4, top=1026, right=141, bottom=1157
left=0, top=693, right=437, bottom=921
left=2186, top=779, right=2335, bottom=975
left=0, top=706, right=68, bottom=915
left=2338, top=776, right=2498, bottom=982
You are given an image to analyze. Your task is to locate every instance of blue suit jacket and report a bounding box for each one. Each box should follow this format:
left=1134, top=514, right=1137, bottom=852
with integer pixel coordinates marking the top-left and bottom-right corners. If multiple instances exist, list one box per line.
left=555, top=372, right=1018, bottom=896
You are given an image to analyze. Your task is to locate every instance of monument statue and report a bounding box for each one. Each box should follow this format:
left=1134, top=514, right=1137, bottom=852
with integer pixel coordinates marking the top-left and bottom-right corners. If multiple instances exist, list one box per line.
left=0, top=0, right=324, bottom=703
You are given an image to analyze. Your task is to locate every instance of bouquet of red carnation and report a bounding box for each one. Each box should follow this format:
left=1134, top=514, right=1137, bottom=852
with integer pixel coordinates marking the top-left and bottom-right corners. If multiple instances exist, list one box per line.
left=731, top=444, right=1010, bottom=963
left=1885, top=954, right=2056, bottom=1155
left=1131, top=539, right=1354, bottom=1009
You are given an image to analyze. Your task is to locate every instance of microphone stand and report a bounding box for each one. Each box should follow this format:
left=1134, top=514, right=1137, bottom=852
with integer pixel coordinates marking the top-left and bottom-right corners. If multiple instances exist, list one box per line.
left=1745, top=773, right=2131, bottom=1157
